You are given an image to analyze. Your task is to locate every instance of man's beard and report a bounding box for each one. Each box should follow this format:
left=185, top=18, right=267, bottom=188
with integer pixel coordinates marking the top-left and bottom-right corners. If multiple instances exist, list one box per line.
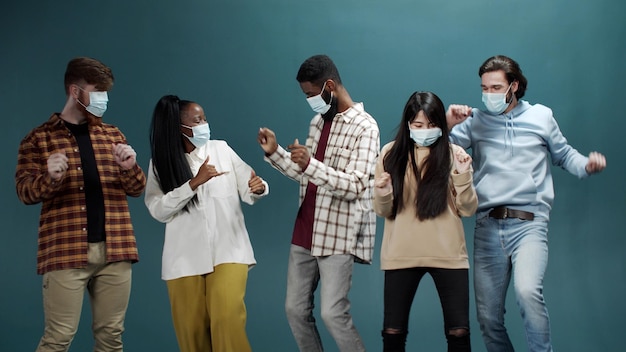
left=87, top=115, right=103, bottom=126
left=76, top=95, right=103, bottom=125
left=321, top=93, right=338, bottom=122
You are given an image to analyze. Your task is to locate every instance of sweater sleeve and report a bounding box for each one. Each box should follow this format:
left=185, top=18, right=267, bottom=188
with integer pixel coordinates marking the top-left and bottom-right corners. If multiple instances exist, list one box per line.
left=373, top=143, right=394, bottom=218
left=450, top=144, right=477, bottom=217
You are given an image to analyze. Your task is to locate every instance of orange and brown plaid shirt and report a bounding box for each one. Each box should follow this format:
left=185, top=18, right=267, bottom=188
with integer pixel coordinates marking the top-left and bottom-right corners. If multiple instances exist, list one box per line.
left=15, top=113, right=146, bottom=274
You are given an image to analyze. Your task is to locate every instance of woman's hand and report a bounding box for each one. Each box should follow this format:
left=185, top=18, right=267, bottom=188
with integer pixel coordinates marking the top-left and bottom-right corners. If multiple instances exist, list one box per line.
left=375, top=171, right=393, bottom=197
left=189, top=155, right=227, bottom=190
left=248, top=169, right=266, bottom=194
left=453, top=148, right=472, bottom=174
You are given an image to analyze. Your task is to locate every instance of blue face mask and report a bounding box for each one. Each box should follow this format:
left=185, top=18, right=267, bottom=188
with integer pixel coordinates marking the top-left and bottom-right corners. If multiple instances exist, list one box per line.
left=181, top=123, right=210, bottom=148
left=409, top=127, right=442, bottom=147
left=306, top=81, right=332, bottom=114
left=482, top=83, right=512, bottom=115
left=76, top=87, right=108, bottom=117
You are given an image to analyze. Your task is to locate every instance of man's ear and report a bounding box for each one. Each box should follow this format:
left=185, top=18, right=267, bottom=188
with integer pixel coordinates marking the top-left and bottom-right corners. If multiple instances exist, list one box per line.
left=511, top=80, right=519, bottom=94
left=70, top=84, right=80, bottom=99
left=325, top=79, right=336, bottom=92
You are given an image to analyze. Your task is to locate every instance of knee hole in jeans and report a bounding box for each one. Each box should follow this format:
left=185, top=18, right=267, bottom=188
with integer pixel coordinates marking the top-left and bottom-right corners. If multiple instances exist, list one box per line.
left=383, top=327, right=406, bottom=335
left=447, top=328, right=469, bottom=337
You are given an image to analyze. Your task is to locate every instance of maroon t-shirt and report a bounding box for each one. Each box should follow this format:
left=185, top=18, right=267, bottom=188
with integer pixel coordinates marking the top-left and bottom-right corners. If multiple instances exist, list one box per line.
left=291, top=119, right=332, bottom=249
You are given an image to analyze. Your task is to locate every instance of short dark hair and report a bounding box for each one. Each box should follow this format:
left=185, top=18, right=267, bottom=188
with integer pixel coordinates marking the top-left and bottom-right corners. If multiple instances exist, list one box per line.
left=478, top=55, right=527, bottom=99
left=296, top=54, right=342, bottom=86
left=64, top=57, right=114, bottom=94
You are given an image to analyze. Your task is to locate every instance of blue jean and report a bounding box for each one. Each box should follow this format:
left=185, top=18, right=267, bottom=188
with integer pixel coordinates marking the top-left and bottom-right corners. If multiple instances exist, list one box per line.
left=285, top=244, right=365, bottom=352
left=473, top=214, right=553, bottom=352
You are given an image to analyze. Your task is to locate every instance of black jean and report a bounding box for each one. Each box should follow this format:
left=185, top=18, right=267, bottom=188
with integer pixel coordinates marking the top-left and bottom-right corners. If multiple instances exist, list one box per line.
left=383, top=267, right=471, bottom=351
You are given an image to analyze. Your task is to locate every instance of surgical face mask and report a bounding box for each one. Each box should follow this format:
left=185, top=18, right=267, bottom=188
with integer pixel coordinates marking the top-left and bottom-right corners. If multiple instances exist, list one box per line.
left=409, top=126, right=442, bottom=147
left=482, top=84, right=512, bottom=115
left=76, top=87, right=108, bottom=117
left=306, top=81, right=332, bottom=114
left=181, top=123, right=210, bottom=148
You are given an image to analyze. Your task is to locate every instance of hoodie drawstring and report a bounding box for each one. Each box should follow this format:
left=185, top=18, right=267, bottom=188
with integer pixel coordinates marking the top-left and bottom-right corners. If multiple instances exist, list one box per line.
left=504, top=112, right=515, bottom=156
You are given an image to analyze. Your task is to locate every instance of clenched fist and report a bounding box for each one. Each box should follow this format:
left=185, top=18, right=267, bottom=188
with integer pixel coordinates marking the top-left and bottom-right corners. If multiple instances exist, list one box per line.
left=453, top=147, right=472, bottom=174
left=375, top=171, right=393, bottom=197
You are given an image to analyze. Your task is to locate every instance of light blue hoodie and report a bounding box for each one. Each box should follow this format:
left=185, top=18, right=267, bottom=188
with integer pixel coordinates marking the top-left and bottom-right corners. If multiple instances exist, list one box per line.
left=449, top=100, right=589, bottom=220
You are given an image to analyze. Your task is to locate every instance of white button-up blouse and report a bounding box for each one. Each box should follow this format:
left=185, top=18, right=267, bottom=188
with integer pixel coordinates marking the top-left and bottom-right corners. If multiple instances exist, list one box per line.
left=145, top=140, right=268, bottom=280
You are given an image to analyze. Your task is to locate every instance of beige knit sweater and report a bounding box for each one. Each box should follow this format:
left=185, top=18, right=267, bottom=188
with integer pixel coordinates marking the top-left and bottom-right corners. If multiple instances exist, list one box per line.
left=373, top=142, right=477, bottom=270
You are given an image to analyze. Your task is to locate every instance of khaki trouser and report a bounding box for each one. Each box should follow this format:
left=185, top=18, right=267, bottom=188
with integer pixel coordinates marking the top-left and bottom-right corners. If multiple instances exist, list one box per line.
left=166, top=263, right=251, bottom=352
left=36, top=242, right=132, bottom=352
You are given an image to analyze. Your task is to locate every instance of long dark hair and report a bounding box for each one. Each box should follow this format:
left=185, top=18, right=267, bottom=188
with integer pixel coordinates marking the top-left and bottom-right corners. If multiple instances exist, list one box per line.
left=383, top=91, right=451, bottom=220
left=149, top=95, right=197, bottom=211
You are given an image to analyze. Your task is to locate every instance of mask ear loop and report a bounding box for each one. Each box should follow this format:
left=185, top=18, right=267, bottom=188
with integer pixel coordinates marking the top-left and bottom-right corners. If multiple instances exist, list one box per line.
left=505, top=82, right=515, bottom=104
left=320, top=80, right=328, bottom=94
left=73, top=84, right=90, bottom=108
left=180, top=124, right=194, bottom=138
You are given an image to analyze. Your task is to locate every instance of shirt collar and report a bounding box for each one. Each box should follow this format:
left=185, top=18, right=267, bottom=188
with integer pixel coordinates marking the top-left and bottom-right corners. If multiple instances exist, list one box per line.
left=336, top=102, right=364, bottom=123
left=49, top=113, right=64, bottom=126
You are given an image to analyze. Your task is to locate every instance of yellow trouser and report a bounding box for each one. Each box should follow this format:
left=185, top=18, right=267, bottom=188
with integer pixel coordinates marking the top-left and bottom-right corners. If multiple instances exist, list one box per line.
left=166, top=263, right=251, bottom=352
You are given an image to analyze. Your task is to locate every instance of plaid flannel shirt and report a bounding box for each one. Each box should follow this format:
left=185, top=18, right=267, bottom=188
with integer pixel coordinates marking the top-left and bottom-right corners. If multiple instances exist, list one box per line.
left=266, top=103, right=380, bottom=263
left=15, top=113, right=146, bottom=274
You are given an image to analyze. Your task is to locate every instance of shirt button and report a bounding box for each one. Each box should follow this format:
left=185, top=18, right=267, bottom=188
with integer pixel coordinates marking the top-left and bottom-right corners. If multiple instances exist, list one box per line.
left=79, top=186, right=84, bottom=191
left=82, top=228, right=87, bottom=232
left=81, top=206, right=85, bottom=211
left=77, top=167, right=82, bottom=171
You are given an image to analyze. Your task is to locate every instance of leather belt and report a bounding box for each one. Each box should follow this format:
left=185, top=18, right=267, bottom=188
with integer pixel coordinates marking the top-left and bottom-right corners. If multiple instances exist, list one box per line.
left=489, top=206, right=534, bottom=221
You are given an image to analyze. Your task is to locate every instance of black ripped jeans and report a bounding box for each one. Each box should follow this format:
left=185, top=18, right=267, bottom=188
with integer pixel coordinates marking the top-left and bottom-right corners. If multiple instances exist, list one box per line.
left=383, top=267, right=471, bottom=352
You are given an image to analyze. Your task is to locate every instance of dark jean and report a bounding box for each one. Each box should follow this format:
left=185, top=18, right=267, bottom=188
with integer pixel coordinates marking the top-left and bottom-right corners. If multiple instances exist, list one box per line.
left=383, top=267, right=471, bottom=352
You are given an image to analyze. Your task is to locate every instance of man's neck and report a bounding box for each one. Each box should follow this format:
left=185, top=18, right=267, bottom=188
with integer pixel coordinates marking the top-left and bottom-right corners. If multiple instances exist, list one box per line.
left=335, top=89, right=355, bottom=114
left=503, top=98, right=519, bottom=114
left=59, top=99, right=88, bottom=124
left=59, top=113, right=88, bottom=125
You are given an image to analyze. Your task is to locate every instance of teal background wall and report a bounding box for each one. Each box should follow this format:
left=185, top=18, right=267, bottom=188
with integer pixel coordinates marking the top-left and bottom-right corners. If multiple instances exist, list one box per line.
left=1, top=1, right=624, bottom=351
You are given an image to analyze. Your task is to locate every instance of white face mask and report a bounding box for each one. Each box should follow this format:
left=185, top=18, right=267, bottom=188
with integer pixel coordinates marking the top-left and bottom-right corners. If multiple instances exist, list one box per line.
left=181, top=123, right=211, bottom=148
left=482, top=83, right=512, bottom=115
left=306, top=81, right=332, bottom=114
left=409, top=127, right=442, bottom=147
left=76, top=87, right=108, bottom=117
